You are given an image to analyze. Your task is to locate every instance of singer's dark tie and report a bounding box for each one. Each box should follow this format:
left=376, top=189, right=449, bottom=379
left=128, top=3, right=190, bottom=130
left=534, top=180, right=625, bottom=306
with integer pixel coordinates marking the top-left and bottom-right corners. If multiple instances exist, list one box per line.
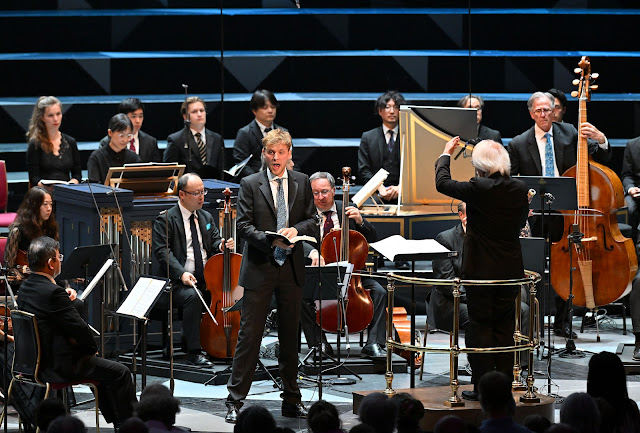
left=195, top=132, right=207, bottom=164
left=322, top=210, right=334, bottom=239
left=190, top=214, right=205, bottom=287
left=129, top=138, right=136, bottom=152
left=388, top=130, right=395, bottom=153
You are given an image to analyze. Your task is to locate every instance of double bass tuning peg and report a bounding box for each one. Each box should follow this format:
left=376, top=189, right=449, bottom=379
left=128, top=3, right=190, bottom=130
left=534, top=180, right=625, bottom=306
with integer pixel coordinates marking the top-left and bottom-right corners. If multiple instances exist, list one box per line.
left=572, top=79, right=580, bottom=86
left=591, top=73, right=599, bottom=80
left=574, top=67, right=582, bottom=74
left=571, top=91, right=579, bottom=98
left=590, top=85, right=599, bottom=90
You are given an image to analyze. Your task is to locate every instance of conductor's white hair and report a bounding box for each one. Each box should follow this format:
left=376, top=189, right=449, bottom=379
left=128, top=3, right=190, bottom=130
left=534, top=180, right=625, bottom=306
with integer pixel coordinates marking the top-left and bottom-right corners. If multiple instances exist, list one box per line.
left=471, top=140, right=510, bottom=176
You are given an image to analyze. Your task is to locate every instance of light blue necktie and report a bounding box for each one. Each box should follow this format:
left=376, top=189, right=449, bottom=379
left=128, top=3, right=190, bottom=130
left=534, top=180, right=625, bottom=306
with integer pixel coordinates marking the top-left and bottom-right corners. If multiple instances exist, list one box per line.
left=544, top=132, right=555, bottom=177
left=274, top=178, right=287, bottom=266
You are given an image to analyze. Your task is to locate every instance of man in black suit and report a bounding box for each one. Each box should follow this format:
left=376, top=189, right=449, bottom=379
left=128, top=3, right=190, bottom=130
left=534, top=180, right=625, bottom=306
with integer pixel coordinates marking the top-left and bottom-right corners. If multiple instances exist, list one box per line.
left=225, top=129, right=317, bottom=423
left=358, top=91, right=409, bottom=269
left=548, top=88, right=568, bottom=123
left=508, top=91, right=611, bottom=338
left=233, top=90, right=288, bottom=180
left=436, top=138, right=529, bottom=400
left=18, top=236, right=137, bottom=426
left=431, top=201, right=529, bottom=334
left=457, top=94, right=502, bottom=144
left=88, top=113, right=141, bottom=184
left=99, top=98, right=161, bottom=163
left=164, top=96, right=225, bottom=179
left=621, top=136, right=640, bottom=359
left=152, top=173, right=234, bottom=367
left=300, top=171, right=388, bottom=359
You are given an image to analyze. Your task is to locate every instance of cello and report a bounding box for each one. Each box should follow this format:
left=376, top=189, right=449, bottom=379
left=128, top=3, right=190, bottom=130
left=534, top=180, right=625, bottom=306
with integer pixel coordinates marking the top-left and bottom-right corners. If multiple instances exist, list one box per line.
left=200, top=188, right=243, bottom=359
left=550, top=56, right=637, bottom=310
left=316, top=167, right=374, bottom=334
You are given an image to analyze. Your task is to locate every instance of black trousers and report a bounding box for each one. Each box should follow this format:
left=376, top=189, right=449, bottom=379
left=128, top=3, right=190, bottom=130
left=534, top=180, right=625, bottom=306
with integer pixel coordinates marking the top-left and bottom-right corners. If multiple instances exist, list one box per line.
left=465, top=285, right=519, bottom=387
left=157, top=284, right=209, bottom=354
left=300, top=276, right=387, bottom=348
left=227, top=259, right=302, bottom=407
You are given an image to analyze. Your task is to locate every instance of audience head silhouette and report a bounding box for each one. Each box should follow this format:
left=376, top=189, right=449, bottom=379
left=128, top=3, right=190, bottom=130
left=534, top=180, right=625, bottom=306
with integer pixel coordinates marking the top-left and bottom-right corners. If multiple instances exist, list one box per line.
left=308, top=400, right=342, bottom=433
left=358, top=392, right=397, bottom=433
left=136, top=384, right=181, bottom=430
left=560, top=392, right=600, bottom=433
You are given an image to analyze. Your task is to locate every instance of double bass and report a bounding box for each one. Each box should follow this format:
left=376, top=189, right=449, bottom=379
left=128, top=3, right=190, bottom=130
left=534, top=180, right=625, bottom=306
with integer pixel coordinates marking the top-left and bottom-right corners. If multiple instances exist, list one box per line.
left=200, top=188, right=243, bottom=359
left=316, top=167, right=374, bottom=334
left=550, top=57, right=637, bottom=310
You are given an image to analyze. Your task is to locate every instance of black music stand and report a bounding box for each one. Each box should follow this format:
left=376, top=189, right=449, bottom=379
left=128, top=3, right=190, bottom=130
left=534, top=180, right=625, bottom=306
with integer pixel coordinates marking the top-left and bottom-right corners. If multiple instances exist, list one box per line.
left=301, top=262, right=361, bottom=393
left=370, top=235, right=454, bottom=388
left=57, top=244, right=113, bottom=284
left=515, top=176, right=577, bottom=395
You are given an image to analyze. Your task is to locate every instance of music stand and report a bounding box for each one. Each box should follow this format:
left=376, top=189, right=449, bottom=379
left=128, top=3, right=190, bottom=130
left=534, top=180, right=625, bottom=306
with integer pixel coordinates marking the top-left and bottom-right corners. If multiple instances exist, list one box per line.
left=515, top=176, right=577, bottom=395
left=57, top=244, right=113, bottom=283
left=105, top=164, right=185, bottom=196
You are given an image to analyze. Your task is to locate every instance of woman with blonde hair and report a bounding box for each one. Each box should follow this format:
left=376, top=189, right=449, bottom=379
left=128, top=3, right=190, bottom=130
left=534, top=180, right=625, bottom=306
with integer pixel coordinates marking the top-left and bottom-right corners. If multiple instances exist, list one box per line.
left=25, top=96, right=82, bottom=187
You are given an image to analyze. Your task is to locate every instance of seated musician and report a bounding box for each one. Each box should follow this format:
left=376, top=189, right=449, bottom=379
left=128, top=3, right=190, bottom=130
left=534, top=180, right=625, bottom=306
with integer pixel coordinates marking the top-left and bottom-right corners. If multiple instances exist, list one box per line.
left=431, top=201, right=529, bottom=335
left=87, top=113, right=141, bottom=184
left=18, top=236, right=137, bottom=427
left=152, top=173, right=234, bottom=367
left=300, top=171, right=388, bottom=359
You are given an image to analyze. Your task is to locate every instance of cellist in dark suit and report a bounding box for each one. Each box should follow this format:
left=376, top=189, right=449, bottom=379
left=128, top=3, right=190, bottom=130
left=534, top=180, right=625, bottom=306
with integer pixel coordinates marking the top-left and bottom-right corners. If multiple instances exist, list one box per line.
left=164, top=96, right=225, bottom=179
left=225, top=129, right=317, bottom=423
left=435, top=137, right=529, bottom=401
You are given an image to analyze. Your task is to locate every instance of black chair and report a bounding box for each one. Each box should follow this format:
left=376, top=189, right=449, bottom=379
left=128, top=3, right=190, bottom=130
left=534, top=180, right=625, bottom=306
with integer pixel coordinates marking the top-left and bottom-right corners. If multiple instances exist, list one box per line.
left=0, top=310, right=100, bottom=433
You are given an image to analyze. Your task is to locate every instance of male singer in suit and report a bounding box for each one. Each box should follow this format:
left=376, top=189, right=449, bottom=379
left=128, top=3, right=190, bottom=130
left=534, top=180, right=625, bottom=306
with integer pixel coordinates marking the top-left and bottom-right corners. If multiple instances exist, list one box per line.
left=152, top=173, right=234, bottom=367
left=436, top=138, right=529, bottom=401
left=508, top=91, right=610, bottom=339
left=225, top=129, right=317, bottom=423
left=457, top=94, right=502, bottom=144
left=300, top=171, right=388, bottom=359
left=164, top=96, right=225, bottom=179
left=18, top=236, right=137, bottom=427
left=233, top=90, right=288, bottom=179
left=621, top=135, right=640, bottom=360
left=99, top=98, right=161, bottom=163
left=358, top=90, right=409, bottom=269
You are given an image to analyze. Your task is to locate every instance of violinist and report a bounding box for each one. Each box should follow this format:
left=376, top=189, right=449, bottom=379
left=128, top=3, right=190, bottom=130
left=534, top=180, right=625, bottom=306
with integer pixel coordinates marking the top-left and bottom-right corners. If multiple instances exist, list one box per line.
left=300, top=171, right=388, bottom=359
left=152, top=173, right=234, bottom=367
left=508, top=91, right=611, bottom=339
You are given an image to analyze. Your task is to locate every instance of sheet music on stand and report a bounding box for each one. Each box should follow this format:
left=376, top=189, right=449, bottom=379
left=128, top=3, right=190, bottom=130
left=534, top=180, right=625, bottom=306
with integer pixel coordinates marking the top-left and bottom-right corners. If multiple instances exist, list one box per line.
left=370, top=235, right=454, bottom=262
left=115, top=276, right=169, bottom=321
left=304, top=261, right=354, bottom=299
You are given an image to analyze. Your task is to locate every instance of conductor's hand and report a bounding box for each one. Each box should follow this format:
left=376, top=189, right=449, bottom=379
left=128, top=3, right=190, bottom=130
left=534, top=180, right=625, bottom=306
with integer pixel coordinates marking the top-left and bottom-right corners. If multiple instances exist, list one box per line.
left=629, top=187, right=640, bottom=198
left=309, top=250, right=326, bottom=267
left=65, top=288, right=78, bottom=301
left=378, top=185, right=399, bottom=200
left=220, top=237, right=235, bottom=252
left=181, top=272, right=197, bottom=287
left=345, top=206, right=364, bottom=225
left=444, top=136, right=461, bottom=156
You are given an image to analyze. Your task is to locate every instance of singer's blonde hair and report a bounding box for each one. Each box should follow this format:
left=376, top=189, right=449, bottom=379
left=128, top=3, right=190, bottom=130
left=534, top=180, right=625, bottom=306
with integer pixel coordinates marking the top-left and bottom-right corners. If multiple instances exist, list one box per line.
left=262, top=128, right=292, bottom=150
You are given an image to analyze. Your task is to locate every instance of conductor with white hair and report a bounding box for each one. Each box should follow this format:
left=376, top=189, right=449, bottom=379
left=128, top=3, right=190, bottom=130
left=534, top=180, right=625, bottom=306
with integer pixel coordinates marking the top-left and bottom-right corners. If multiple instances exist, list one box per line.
left=435, top=137, right=529, bottom=401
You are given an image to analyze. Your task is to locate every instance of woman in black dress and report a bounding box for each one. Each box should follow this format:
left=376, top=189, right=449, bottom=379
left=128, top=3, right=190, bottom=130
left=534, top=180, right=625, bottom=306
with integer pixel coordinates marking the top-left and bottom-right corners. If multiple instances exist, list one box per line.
left=25, top=96, right=82, bottom=188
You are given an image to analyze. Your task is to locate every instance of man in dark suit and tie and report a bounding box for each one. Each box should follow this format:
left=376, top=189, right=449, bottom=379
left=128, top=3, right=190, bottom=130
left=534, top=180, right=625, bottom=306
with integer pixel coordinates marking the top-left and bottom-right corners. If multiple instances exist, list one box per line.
left=300, top=171, right=388, bottom=359
left=152, top=173, right=234, bottom=367
left=225, top=129, right=317, bottom=423
left=18, top=236, right=137, bottom=427
left=233, top=90, right=288, bottom=179
left=457, top=94, right=503, bottom=144
left=164, top=96, right=225, bottom=179
left=508, top=91, right=611, bottom=339
left=98, top=98, right=161, bottom=163
left=436, top=138, right=529, bottom=401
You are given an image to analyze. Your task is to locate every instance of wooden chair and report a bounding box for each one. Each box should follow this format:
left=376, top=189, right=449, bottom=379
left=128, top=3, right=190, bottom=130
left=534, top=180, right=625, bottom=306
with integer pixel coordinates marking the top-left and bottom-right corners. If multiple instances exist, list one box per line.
left=0, top=310, right=100, bottom=433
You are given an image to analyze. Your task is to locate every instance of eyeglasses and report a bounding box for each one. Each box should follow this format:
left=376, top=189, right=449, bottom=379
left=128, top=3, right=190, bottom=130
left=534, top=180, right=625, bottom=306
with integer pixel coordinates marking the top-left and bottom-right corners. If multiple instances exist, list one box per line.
left=183, top=190, right=208, bottom=197
left=59, top=254, right=64, bottom=261
left=116, top=133, right=134, bottom=139
left=383, top=105, right=399, bottom=111
left=532, top=108, right=553, bottom=116
left=312, top=189, right=332, bottom=197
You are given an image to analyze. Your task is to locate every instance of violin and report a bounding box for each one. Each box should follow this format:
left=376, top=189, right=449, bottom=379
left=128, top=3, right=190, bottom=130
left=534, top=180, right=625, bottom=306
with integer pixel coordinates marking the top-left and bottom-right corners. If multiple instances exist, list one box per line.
left=0, top=304, right=14, bottom=342
left=316, top=167, right=374, bottom=334
left=550, top=57, right=637, bottom=309
left=200, top=188, right=243, bottom=359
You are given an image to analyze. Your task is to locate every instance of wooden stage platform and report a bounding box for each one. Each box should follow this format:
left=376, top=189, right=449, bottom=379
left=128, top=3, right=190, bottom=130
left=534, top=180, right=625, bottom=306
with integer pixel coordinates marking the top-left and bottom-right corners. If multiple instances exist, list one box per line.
left=353, top=385, right=555, bottom=431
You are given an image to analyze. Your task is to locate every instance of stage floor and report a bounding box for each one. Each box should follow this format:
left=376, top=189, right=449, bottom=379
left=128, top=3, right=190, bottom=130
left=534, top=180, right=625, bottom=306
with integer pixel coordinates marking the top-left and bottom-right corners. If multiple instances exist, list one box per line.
left=7, top=314, right=640, bottom=433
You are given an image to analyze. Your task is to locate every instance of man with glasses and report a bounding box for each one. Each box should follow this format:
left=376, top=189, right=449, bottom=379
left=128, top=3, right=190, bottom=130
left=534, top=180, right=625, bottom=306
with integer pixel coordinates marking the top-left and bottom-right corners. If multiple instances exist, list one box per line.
left=19, top=236, right=138, bottom=427
left=152, top=173, right=234, bottom=367
left=87, top=113, right=141, bottom=184
left=508, top=91, right=610, bottom=339
left=299, top=171, right=388, bottom=359
left=457, top=94, right=503, bottom=144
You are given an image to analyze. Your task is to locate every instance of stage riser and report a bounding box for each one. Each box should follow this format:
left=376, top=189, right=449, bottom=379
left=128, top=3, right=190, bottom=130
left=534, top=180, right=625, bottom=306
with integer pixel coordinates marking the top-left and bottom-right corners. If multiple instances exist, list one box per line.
left=353, top=386, right=555, bottom=431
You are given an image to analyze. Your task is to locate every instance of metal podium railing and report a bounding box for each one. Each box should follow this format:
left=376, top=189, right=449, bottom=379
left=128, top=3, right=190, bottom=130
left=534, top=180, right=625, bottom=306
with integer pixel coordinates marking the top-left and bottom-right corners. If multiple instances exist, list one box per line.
left=380, top=270, right=541, bottom=407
